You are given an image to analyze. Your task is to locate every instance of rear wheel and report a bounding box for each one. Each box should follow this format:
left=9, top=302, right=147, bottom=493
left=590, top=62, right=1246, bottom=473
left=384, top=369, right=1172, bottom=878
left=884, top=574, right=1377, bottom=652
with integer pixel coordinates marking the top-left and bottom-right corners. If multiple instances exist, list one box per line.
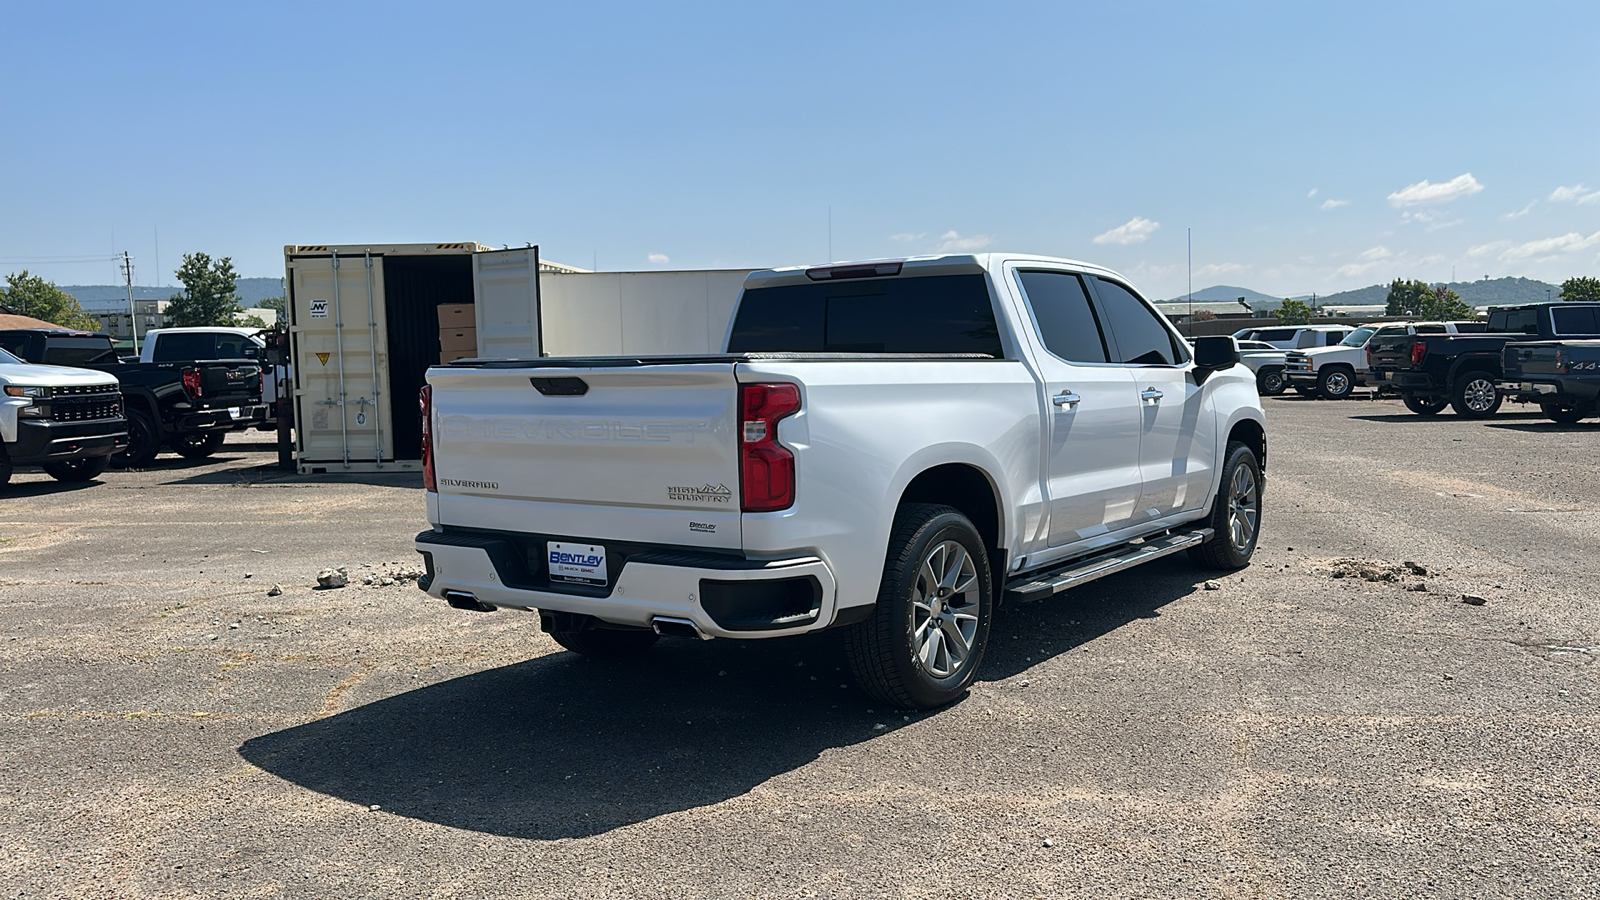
left=112, top=409, right=160, bottom=468
left=1540, top=400, right=1591, bottom=424
left=0, top=449, right=11, bottom=486
left=548, top=626, right=659, bottom=659
left=42, top=455, right=109, bottom=483
left=1317, top=367, right=1354, bottom=400
left=1403, top=394, right=1449, bottom=416
left=1450, top=371, right=1502, bottom=418
left=170, top=431, right=226, bottom=459
left=846, top=503, right=993, bottom=710
left=1256, top=368, right=1287, bottom=396
left=1189, top=441, right=1262, bottom=570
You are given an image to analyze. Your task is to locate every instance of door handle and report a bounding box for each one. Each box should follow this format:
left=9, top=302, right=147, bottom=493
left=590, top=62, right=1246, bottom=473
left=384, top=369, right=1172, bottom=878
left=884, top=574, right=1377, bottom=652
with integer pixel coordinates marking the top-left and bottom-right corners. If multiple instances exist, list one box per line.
left=1140, top=387, right=1163, bottom=404
left=1051, top=391, right=1081, bottom=408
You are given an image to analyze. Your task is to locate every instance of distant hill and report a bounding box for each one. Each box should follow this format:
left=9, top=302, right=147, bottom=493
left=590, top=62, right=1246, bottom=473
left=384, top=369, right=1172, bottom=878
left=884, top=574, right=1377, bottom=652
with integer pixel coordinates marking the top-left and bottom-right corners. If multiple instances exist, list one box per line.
left=1316, top=276, right=1557, bottom=311
left=65, top=277, right=284, bottom=311
left=1163, top=285, right=1284, bottom=308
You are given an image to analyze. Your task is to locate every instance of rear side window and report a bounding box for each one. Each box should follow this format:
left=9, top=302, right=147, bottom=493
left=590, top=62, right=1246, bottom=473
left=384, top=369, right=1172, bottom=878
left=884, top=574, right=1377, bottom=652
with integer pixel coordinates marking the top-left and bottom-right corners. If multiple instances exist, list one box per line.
left=1454, top=321, right=1488, bottom=333
left=43, top=337, right=119, bottom=366
left=1552, top=306, right=1600, bottom=335
left=1414, top=324, right=1446, bottom=334
left=1490, top=309, right=1539, bottom=334
left=1091, top=277, right=1185, bottom=365
left=1325, top=331, right=1347, bottom=346
left=1256, top=328, right=1297, bottom=342
left=215, top=335, right=254, bottom=358
left=1015, top=271, right=1108, bottom=363
left=727, top=274, right=1002, bottom=356
left=152, top=332, right=216, bottom=362
left=0, top=334, right=27, bottom=357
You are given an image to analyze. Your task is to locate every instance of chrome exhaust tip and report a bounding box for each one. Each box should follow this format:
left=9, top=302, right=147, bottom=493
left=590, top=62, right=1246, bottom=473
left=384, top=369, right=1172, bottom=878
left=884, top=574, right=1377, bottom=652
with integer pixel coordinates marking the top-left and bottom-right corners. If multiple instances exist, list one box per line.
left=651, top=616, right=712, bottom=640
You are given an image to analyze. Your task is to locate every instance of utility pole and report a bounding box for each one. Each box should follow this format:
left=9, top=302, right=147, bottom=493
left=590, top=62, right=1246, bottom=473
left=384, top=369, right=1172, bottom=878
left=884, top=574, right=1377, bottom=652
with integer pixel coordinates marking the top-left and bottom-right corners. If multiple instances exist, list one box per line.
left=120, top=251, right=140, bottom=355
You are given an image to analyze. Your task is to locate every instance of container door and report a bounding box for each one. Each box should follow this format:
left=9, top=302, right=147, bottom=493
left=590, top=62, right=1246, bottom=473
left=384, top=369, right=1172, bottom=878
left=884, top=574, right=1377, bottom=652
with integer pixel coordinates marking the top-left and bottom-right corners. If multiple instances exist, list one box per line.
left=473, top=247, right=541, bottom=359
left=288, top=253, right=393, bottom=468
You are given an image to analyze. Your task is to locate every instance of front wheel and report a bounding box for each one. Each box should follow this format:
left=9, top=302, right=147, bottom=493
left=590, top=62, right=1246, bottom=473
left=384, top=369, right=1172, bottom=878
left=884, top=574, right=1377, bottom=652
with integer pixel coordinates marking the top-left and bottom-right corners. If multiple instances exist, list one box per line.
left=1403, top=394, right=1449, bottom=416
left=42, top=455, right=110, bottom=483
left=846, top=503, right=993, bottom=710
left=1189, top=441, right=1262, bottom=570
left=1450, top=371, right=1502, bottom=418
left=1540, top=400, right=1592, bottom=424
left=1317, top=367, right=1355, bottom=400
left=1256, top=368, right=1287, bottom=396
left=170, top=431, right=226, bottom=459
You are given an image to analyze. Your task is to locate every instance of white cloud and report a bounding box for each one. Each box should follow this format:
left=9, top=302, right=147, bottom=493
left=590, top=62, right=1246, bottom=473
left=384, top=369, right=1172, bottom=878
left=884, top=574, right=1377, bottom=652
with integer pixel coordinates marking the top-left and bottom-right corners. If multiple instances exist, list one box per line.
left=1401, top=210, right=1437, bottom=224
left=1549, top=184, right=1595, bottom=203
left=889, top=232, right=926, bottom=242
left=1196, top=262, right=1247, bottom=277
left=1425, top=218, right=1464, bottom=232
left=647, top=253, right=670, bottom=264
left=1503, top=200, right=1537, bottom=220
left=935, top=230, right=993, bottom=252
left=1387, top=173, right=1483, bottom=207
left=1093, top=217, right=1160, bottom=245
left=1497, top=231, right=1600, bottom=262
left=1466, top=241, right=1510, bottom=258
left=1334, top=260, right=1388, bottom=279
left=1307, top=188, right=1319, bottom=198
left=1320, top=199, right=1348, bottom=210
left=1359, top=246, right=1391, bottom=261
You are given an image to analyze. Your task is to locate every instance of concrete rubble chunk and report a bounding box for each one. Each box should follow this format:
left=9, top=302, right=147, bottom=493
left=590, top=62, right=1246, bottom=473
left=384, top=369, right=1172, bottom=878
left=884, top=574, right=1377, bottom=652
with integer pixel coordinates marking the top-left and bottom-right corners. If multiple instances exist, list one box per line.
left=317, top=567, right=349, bottom=589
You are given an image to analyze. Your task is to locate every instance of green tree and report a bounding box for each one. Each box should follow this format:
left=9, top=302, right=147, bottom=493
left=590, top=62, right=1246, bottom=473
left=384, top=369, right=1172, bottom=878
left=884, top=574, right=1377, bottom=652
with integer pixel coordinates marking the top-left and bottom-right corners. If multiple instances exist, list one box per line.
left=257, top=295, right=287, bottom=315
left=237, top=313, right=269, bottom=330
left=166, top=252, right=244, bottom=327
left=1273, top=298, right=1313, bottom=325
left=1559, top=276, right=1600, bottom=303
left=1419, top=284, right=1475, bottom=320
left=0, top=270, right=98, bottom=329
left=1384, top=278, right=1433, bottom=316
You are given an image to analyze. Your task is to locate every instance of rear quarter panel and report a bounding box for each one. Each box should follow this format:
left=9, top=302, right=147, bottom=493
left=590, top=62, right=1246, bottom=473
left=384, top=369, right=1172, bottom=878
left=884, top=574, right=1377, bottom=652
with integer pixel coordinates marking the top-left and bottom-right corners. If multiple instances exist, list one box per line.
left=736, top=359, right=1042, bottom=612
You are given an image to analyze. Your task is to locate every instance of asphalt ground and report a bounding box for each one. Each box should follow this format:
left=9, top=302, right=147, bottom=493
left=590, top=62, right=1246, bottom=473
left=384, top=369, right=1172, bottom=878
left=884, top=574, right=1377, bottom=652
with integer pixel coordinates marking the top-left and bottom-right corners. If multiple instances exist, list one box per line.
left=2, top=397, right=1597, bottom=899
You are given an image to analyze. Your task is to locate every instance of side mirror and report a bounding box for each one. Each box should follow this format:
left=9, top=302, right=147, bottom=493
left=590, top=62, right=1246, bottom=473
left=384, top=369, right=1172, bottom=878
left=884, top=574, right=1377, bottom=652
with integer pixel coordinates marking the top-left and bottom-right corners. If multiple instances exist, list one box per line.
left=1191, top=335, right=1239, bottom=385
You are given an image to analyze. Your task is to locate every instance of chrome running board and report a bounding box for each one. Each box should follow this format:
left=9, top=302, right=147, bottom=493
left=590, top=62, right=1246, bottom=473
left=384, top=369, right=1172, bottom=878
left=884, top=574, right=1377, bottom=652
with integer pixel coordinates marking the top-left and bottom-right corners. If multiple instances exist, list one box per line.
left=1004, top=528, right=1214, bottom=603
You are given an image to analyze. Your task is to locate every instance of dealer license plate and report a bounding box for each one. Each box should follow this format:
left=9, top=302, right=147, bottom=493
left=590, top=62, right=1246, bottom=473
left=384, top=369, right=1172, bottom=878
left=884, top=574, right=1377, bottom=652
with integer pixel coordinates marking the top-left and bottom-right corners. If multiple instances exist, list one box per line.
left=547, top=541, right=608, bottom=586
left=229, top=406, right=242, bottom=419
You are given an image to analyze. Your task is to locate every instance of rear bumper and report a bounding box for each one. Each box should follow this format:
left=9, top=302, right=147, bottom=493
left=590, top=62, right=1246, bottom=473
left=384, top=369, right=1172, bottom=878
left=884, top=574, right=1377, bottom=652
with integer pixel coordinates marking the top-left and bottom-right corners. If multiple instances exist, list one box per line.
left=414, top=529, right=839, bottom=638
left=1370, top=370, right=1437, bottom=392
left=6, top=418, right=129, bottom=465
left=177, top=404, right=270, bottom=432
left=1498, top=379, right=1600, bottom=404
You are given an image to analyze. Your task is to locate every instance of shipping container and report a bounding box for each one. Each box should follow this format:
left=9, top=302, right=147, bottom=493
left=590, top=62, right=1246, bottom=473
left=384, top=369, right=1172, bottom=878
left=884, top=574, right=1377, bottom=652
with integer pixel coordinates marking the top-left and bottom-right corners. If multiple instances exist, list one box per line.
left=285, top=241, right=754, bottom=474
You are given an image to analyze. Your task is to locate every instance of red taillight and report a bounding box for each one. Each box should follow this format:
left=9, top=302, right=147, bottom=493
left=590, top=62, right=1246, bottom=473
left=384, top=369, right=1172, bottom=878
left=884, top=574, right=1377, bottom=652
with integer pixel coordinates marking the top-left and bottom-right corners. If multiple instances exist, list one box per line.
left=1411, top=342, right=1427, bottom=366
left=1555, top=349, right=1569, bottom=374
left=420, top=385, right=436, bottom=492
left=739, top=382, right=801, bottom=512
left=181, top=367, right=203, bottom=399
left=257, top=367, right=264, bottom=397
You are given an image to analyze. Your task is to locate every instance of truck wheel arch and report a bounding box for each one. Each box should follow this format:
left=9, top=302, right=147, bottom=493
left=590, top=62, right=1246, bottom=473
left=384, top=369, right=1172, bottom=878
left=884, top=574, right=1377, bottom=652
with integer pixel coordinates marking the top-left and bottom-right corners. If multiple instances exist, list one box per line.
left=897, top=463, right=1005, bottom=576
left=1227, top=418, right=1266, bottom=474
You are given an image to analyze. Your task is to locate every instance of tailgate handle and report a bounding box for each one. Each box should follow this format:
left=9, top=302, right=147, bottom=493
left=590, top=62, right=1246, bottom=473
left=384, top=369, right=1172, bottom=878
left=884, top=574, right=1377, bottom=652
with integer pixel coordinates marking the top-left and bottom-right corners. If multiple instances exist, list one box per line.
left=530, top=376, right=588, bottom=396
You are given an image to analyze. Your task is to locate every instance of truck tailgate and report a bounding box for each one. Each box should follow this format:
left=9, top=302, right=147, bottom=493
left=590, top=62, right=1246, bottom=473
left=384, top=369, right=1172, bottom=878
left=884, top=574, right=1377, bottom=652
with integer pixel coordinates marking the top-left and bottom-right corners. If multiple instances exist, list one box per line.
left=1366, top=336, right=1416, bottom=369
left=427, top=361, right=742, bottom=549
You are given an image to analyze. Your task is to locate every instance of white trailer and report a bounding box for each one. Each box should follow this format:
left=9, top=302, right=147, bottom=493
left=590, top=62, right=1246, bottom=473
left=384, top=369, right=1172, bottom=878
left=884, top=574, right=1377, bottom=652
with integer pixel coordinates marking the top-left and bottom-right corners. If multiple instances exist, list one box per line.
left=284, top=242, right=754, bottom=473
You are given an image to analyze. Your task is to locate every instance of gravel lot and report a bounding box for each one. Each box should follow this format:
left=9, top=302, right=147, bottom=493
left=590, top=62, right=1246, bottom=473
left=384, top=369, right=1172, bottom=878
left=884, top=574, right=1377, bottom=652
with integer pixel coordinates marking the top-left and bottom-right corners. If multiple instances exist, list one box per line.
left=2, top=398, right=1597, bottom=899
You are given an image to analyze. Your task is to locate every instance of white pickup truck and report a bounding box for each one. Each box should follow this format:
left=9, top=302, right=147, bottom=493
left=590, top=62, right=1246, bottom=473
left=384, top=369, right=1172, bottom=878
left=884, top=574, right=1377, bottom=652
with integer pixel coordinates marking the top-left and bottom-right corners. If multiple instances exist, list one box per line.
left=415, top=254, right=1267, bottom=708
left=1, top=346, right=127, bottom=485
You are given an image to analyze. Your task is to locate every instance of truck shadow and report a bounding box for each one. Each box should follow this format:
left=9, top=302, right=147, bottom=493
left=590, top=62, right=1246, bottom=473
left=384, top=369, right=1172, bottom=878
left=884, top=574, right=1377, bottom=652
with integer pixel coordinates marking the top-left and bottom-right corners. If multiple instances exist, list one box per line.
left=1349, top=411, right=1544, bottom=424
left=238, top=559, right=1204, bottom=840
left=1483, top=420, right=1600, bottom=433
left=0, top=478, right=103, bottom=498
left=165, top=465, right=425, bottom=489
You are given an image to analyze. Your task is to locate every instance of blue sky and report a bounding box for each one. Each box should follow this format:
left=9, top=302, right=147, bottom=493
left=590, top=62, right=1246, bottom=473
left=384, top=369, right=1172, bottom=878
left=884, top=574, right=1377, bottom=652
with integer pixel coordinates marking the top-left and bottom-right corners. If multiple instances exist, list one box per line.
left=3, top=1, right=1597, bottom=300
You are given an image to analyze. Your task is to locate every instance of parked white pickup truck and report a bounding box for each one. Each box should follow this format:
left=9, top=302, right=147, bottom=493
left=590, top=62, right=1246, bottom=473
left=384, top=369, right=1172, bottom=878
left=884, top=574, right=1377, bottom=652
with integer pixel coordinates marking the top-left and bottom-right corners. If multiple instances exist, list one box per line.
left=1, top=346, right=127, bottom=485
left=416, top=254, right=1268, bottom=708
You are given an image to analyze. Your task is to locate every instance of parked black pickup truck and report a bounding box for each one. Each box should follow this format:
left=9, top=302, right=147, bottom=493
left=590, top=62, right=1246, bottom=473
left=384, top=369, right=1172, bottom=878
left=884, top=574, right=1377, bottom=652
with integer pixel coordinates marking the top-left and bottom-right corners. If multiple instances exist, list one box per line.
left=1366, top=303, right=1600, bottom=417
left=1500, top=338, right=1600, bottom=423
left=0, top=329, right=268, bottom=467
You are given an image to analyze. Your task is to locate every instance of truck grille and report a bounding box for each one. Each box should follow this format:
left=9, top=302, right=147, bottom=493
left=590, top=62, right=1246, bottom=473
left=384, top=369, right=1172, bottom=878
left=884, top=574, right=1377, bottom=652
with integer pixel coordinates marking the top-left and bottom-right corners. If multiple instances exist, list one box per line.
left=49, top=386, right=123, bottom=423
left=1286, top=354, right=1312, bottom=373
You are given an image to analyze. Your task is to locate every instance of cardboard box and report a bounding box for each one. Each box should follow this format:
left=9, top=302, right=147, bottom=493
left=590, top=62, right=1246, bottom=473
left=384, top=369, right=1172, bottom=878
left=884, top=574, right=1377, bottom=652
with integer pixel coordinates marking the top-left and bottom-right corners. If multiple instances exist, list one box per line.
left=436, top=303, right=475, bottom=327
left=439, top=328, right=477, bottom=352
left=439, top=349, right=476, bottom=364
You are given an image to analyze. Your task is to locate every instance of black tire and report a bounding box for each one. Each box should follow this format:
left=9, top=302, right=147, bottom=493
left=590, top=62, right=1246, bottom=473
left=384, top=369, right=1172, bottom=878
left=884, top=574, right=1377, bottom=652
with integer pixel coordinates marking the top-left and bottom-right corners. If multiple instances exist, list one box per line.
left=1449, top=370, right=1502, bottom=418
left=170, top=430, right=227, bottom=459
left=42, top=455, right=110, bottom=483
left=1188, top=441, right=1262, bottom=570
left=0, top=449, right=11, bottom=487
left=1403, top=394, right=1449, bottom=416
left=1293, top=384, right=1317, bottom=398
left=1540, top=400, right=1591, bottom=424
left=548, top=626, right=659, bottom=659
left=845, top=503, right=993, bottom=710
left=1317, top=366, right=1355, bottom=400
left=1256, top=368, right=1287, bottom=396
left=112, top=409, right=161, bottom=468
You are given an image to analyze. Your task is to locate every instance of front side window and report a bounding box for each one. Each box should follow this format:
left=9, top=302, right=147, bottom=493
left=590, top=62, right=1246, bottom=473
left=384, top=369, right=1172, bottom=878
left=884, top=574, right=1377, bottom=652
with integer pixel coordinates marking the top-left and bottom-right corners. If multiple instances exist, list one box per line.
left=1552, top=306, right=1600, bottom=335
left=1091, top=277, right=1185, bottom=365
left=1015, top=271, right=1108, bottom=363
